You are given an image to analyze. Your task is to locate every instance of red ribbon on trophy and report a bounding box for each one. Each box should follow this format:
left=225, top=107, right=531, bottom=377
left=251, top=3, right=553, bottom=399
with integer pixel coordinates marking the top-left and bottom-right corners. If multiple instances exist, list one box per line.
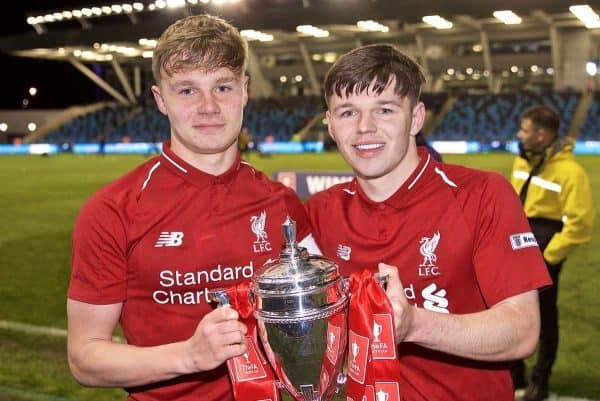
left=222, top=269, right=400, bottom=401
left=224, top=282, right=281, bottom=401
left=346, top=269, right=402, bottom=401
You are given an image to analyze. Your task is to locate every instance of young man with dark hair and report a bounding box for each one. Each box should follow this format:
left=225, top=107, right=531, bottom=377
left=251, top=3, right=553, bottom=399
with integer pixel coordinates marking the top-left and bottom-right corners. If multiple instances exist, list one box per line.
left=67, top=14, right=318, bottom=401
left=305, top=44, right=551, bottom=401
left=510, top=105, right=595, bottom=401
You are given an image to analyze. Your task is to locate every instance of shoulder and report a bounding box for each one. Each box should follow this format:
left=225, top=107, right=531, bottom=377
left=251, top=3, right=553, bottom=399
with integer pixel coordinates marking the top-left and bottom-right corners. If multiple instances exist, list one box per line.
left=237, top=162, right=307, bottom=209
left=78, top=157, right=163, bottom=222
left=434, top=162, right=511, bottom=194
left=238, top=162, right=293, bottom=195
left=432, top=163, right=519, bottom=220
left=553, top=153, right=587, bottom=175
left=543, top=149, right=590, bottom=190
left=305, top=180, right=353, bottom=210
left=511, top=155, right=529, bottom=170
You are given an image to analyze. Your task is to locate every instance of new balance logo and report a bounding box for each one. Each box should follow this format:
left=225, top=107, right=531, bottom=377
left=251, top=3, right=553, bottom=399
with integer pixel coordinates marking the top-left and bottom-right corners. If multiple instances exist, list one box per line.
left=155, top=232, right=184, bottom=247
left=337, top=244, right=351, bottom=261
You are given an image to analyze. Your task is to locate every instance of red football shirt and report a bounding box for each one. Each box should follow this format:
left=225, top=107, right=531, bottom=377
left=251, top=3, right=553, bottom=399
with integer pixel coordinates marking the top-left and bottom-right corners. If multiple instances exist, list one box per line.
left=68, top=141, right=314, bottom=401
left=305, top=147, right=551, bottom=401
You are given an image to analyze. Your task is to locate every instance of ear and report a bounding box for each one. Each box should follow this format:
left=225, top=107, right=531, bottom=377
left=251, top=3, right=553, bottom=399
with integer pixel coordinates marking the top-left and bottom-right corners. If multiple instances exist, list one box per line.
left=536, top=127, right=548, bottom=142
left=409, top=101, right=426, bottom=137
left=242, top=75, right=249, bottom=107
left=325, top=110, right=336, bottom=142
left=151, top=85, right=167, bottom=115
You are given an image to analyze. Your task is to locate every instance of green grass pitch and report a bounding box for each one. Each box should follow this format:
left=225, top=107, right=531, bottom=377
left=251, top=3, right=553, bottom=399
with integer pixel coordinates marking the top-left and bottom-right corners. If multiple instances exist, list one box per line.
left=0, top=151, right=598, bottom=400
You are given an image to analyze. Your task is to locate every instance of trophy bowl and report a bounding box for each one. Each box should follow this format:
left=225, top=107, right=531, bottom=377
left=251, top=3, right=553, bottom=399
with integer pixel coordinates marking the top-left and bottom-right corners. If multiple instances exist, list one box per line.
left=250, top=217, right=349, bottom=401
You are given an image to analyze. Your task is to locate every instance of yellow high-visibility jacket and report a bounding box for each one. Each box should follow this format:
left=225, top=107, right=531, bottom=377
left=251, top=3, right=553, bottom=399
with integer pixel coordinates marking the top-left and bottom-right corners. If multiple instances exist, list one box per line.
left=510, top=137, right=595, bottom=265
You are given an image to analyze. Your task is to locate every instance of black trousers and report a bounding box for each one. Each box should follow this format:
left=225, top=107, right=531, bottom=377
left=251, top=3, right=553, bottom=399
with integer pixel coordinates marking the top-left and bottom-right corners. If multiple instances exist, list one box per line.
left=511, top=260, right=563, bottom=386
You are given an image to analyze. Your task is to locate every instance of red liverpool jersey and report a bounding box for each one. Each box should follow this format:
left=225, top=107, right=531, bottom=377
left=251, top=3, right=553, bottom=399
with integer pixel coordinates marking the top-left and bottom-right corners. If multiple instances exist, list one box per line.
left=305, top=147, right=551, bottom=401
left=68, top=142, right=313, bottom=401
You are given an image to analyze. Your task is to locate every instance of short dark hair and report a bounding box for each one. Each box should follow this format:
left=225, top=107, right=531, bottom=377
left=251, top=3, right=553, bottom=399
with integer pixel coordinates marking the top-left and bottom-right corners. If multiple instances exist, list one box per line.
left=324, top=44, right=425, bottom=106
left=521, top=105, right=560, bottom=136
left=152, top=14, right=248, bottom=83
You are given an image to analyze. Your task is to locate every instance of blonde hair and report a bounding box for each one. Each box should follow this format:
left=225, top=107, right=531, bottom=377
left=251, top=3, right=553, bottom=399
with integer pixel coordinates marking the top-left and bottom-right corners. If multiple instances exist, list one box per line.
left=152, top=14, right=248, bottom=83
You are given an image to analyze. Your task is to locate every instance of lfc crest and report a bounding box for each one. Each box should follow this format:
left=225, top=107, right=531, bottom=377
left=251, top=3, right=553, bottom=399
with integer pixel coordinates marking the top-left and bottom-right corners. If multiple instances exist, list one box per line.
left=251, top=210, right=272, bottom=253
left=418, top=231, right=440, bottom=277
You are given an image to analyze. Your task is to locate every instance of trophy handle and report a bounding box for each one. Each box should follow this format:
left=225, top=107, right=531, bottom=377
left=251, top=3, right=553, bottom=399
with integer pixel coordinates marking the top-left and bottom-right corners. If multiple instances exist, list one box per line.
left=374, top=272, right=389, bottom=290
left=335, top=372, right=347, bottom=394
left=248, top=288, right=256, bottom=307
left=210, top=288, right=258, bottom=309
left=209, top=289, right=231, bottom=307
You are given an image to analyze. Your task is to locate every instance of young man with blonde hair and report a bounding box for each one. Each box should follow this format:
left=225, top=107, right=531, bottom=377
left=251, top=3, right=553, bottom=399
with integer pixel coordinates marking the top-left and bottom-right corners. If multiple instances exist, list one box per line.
left=67, top=14, right=317, bottom=401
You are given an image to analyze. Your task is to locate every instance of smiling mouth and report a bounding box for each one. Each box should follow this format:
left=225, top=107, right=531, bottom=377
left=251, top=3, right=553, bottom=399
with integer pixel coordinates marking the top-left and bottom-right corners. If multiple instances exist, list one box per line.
left=354, top=143, right=384, bottom=151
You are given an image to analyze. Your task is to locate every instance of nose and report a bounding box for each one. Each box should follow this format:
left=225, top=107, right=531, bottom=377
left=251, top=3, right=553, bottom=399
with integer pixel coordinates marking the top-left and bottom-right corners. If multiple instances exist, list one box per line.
left=516, top=129, right=524, bottom=140
left=357, top=112, right=376, bottom=133
left=196, top=92, right=219, bottom=114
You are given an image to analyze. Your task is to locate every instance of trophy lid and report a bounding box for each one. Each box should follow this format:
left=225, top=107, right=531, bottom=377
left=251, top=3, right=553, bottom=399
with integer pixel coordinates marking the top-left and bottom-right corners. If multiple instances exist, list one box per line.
left=250, top=217, right=347, bottom=321
left=253, top=216, right=339, bottom=295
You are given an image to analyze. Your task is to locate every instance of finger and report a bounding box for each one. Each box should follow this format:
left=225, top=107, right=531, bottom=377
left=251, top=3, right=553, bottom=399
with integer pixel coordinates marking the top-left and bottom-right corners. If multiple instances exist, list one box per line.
left=378, top=263, right=404, bottom=299
left=215, top=320, right=248, bottom=337
left=206, top=306, right=240, bottom=322
left=209, top=339, right=248, bottom=365
left=220, top=330, right=246, bottom=346
left=225, top=341, right=248, bottom=359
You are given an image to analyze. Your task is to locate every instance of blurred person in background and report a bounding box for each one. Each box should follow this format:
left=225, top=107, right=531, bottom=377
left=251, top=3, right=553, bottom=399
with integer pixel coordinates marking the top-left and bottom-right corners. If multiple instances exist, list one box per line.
left=305, top=44, right=551, bottom=401
left=238, top=126, right=252, bottom=159
left=510, top=105, right=595, bottom=401
left=148, top=132, right=161, bottom=156
left=66, top=14, right=318, bottom=401
left=97, top=133, right=106, bottom=156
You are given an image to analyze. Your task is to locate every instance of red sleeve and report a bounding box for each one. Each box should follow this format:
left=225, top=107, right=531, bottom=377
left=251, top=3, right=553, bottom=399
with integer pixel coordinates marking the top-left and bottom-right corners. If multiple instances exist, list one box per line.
left=472, top=173, right=551, bottom=306
left=68, top=193, right=128, bottom=304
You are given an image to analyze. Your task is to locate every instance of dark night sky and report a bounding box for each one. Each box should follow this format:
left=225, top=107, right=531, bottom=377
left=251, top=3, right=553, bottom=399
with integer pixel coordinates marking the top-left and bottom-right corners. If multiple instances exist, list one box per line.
left=3, top=1, right=598, bottom=109
left=0, top=1, right=113, bottom=109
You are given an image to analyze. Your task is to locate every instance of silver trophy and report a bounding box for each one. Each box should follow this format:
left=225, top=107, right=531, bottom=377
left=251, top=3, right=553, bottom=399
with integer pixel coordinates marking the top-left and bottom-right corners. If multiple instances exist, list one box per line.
left=214, top=216, right=349, bottom=401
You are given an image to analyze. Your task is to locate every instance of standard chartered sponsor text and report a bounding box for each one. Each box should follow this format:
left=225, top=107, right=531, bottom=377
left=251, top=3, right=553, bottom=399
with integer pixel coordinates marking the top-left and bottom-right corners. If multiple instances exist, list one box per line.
left=153, top=262, right=254, bottom=305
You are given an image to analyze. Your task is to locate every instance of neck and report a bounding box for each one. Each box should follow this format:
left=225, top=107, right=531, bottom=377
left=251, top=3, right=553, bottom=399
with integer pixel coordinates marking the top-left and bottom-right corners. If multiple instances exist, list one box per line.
left=170, top=141, right=238, bottom=176
left=357, top=147, right=421, bottom=203
left=359, top=177, right=401, bottom=202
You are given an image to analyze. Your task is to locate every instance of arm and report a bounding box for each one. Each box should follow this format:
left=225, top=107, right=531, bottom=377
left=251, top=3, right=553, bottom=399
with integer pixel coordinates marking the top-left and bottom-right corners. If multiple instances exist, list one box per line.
left=67, top=299, right=247, bottom=387
left=379, top=263, right=540, bottom=362
left=544, top=166, right=595, bottom=264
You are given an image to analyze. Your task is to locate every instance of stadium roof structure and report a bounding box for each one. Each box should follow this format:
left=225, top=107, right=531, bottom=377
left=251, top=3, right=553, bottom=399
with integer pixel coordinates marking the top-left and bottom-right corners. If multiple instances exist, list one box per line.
left=1, top=0, right=599, bottom=102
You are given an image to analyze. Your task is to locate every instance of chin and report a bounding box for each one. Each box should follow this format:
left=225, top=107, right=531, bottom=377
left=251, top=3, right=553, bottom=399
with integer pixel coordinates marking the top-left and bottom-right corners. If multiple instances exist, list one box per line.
left=354, top=167, right=385, bottom=180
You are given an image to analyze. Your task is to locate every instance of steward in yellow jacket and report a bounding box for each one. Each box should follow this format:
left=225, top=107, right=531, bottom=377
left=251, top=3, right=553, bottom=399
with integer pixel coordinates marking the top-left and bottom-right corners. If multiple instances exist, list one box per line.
left=511, top=136, right=595, bottom=264
left=509, top=105, right=595, bottom=401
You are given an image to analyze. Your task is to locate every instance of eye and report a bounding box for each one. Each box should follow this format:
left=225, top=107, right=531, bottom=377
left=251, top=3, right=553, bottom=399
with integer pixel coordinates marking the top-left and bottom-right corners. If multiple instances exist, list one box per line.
left=179, top=88, right=194, bottom=95
left=339, top=110, right=355, bottom=118
left=215, top=85, right=232, bottom=93
left=378, top=107, right=393, bottom=114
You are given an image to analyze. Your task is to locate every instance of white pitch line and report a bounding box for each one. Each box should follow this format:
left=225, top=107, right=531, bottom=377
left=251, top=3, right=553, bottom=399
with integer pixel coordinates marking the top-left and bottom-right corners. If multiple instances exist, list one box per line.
left=0, top=319, right=67, bottom=337
left=0, top=319, right=124, bottom=342
left=0, top=319, right=598, bottom=401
